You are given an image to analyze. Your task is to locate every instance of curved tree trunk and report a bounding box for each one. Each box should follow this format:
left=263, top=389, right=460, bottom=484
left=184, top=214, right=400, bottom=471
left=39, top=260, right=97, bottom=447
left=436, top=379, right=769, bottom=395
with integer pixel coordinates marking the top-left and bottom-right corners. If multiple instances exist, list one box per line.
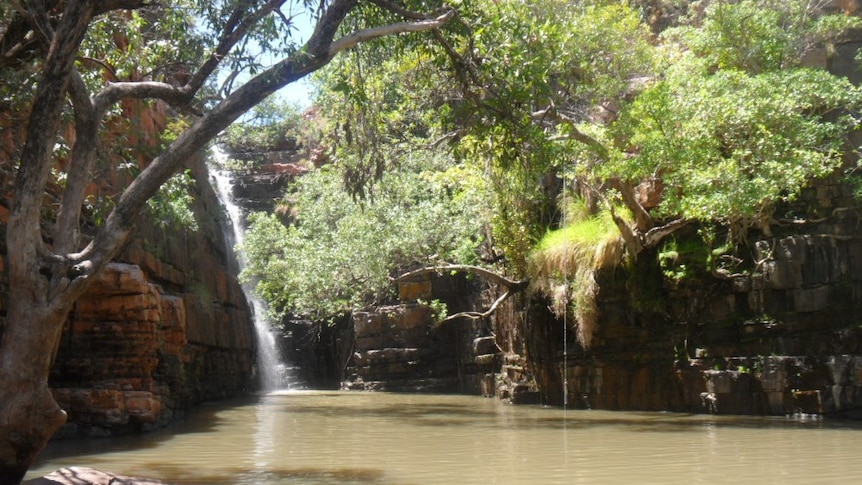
left=0, top=301, right=73, bottom=485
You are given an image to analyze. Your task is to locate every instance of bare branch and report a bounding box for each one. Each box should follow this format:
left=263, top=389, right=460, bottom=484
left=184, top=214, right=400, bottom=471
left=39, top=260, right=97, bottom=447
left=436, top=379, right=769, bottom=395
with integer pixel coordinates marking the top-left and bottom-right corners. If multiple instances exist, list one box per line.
left=643, top=218, right=690, bottom=248
left=55, top=68, right=99, bottom=254
left=329, top=10, right=455, bottom=55
left=77, top=56, right=118, bottom=81
left=93, top=81, right=192, bottom=118
left=398, top=265, right=527, bottom=325
left=438, top=289, right=514, bottom=324
left=398, top=264, right=528, bottom=291
left=422, top=129, right=465, bottom=149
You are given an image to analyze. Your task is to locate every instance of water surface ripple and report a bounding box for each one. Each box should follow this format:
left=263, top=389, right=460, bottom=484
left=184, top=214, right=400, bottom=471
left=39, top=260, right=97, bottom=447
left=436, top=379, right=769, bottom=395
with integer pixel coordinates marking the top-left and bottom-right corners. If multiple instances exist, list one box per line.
left=26, top=391, right=862, bottom=484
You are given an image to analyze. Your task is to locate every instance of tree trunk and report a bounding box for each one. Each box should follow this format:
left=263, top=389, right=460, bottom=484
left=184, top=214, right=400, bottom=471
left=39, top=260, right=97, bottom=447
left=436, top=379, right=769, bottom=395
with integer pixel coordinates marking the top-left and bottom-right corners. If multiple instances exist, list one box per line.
left=0, top=301, right=72, bottom=485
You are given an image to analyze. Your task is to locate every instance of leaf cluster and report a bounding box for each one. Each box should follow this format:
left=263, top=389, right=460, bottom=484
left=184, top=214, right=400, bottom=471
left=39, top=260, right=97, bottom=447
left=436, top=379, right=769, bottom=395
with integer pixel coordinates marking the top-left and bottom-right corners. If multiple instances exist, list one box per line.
left=240, top=147, right=491, bottom=322
left=606, top=1, right=862, bottom=231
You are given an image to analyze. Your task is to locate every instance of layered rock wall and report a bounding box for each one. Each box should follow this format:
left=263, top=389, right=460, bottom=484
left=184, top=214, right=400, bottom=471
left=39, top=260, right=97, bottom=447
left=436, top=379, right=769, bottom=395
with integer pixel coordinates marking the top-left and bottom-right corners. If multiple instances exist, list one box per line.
left=342, top=273, right=498, bottom=393
left=45, top=153, right=256, bottom=437
left=1, top=115, right=257, bottom=437
left=478, top=159, right=862, bottom=417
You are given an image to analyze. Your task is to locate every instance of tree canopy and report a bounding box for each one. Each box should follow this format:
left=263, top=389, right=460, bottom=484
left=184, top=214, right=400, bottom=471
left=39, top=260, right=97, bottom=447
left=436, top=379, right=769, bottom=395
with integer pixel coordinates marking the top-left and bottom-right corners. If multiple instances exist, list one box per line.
left=239, top=0, right=862, bottom=343
left=241, top=148, right=490, bottom=322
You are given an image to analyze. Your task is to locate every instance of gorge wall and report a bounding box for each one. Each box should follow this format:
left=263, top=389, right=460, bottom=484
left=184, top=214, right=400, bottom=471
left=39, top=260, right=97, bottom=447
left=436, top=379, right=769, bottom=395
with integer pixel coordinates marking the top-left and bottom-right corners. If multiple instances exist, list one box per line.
left=0, top=98, right=257, bottom=437
left=45, top=154, right=257, bottom=438
left=509, top=194, right=862, bottom=417
left=342, top=273, right=499, bottom=395
left=335, top=1, right=862, bottom=417
left=485, top=9, right=862, bottom=417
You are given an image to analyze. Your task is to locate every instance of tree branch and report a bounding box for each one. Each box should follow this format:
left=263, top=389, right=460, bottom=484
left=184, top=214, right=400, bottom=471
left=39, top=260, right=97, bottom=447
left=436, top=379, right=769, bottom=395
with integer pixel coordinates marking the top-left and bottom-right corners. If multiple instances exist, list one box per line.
left=398, top=265, right=528, bottom=325
left=397, top=264, right=528, bottom=291
left=8, top=0, right=96, bottom=291
left=93, top=81, right=193, bottom=118
left=185, top=0, right=289, bottom=97
left=533, top=106, right=609, bottom=159
left=368, top=0, right=452, bottom=20
left=438, top=288, right=514, bottom=324
left=329, top=10, right=455, bottom=55
left=643, top=218, right=690, bottom=248
left=607, top=177, right=654, bottom=232
left=75, top=0, right=361, bottom=269
left=55, top=68, right=99, bottom=255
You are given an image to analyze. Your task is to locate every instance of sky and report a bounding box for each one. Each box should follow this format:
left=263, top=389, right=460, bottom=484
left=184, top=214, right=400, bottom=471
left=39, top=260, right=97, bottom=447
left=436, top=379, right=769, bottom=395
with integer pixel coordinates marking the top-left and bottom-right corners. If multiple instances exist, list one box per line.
left=212, top=4, right=316, bottom=109
left=273, top=6, right=315, bottom=108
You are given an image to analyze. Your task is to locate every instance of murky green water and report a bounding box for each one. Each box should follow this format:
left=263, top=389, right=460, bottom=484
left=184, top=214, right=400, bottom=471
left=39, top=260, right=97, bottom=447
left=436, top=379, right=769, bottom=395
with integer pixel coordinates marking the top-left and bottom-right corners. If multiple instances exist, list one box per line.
left=24, top=391, right=862, bottom=484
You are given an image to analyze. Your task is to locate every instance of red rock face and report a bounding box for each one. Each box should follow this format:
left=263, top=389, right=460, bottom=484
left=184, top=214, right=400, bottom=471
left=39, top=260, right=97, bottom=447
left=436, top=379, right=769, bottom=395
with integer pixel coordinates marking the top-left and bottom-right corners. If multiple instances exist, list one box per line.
left=50, top=256, right=255, bottom=437
left=51, top=264, right=163, bottom=434
left=28, top=150, right=257, bottom=438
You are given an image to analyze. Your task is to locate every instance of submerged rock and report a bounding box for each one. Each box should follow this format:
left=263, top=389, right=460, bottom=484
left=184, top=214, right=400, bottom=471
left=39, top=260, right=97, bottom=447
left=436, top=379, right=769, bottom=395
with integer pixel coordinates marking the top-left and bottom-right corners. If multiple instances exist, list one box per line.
left=23, top=467, right=170, bottom=485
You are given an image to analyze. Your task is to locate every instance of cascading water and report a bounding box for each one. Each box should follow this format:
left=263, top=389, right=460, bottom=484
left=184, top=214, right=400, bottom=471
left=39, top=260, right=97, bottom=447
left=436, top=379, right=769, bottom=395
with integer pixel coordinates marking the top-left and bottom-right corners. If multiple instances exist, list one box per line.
left=209, top=146, right=292, bottom=391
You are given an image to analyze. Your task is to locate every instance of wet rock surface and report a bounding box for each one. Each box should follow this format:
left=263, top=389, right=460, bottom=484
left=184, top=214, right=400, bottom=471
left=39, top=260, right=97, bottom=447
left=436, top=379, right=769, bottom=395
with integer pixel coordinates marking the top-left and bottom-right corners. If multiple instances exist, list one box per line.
left=23, top=467, right=170, bottom=485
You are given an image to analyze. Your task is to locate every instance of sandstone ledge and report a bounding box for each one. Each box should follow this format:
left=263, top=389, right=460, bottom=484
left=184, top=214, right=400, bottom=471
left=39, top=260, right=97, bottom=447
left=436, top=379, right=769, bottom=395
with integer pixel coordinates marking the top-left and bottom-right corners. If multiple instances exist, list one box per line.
left=23, top=467, right=170, bottom=485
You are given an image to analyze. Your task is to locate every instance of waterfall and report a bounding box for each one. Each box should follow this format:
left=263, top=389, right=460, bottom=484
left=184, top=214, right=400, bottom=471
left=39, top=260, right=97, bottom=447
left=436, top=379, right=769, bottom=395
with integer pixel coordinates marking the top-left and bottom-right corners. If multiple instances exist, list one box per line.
left=208, top=147, right=291, bottom=391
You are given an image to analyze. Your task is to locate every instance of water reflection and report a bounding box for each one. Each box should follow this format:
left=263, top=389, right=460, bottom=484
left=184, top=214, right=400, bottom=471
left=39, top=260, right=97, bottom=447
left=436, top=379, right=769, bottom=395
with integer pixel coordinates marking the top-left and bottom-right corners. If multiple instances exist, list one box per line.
left=26, top=391, right=862, bottom=484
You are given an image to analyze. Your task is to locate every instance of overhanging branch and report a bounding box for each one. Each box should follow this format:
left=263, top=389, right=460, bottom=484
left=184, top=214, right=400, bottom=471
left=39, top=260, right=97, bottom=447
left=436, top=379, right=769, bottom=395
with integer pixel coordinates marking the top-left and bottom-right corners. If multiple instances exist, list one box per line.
left=329, top=10, right=455, bottom=55
left=533, top=105, right=609, bottom=159
left=397, top=264, right=529, bottom=324
left=93, top=81, right=194, bottom=118
left=438, top=288, right=514, bottom=324
left=398, top=264, right=528, bottom=291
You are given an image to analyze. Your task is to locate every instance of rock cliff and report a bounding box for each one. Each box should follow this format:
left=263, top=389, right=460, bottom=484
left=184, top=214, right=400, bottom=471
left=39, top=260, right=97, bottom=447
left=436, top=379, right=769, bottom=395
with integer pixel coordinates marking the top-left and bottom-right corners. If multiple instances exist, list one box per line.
left=339, top=1, right=862, bottom=417
left=485, top=9, right=862, bottom=416
left=342, top=272, right=497, bottom=393
left=45, top=153, right=256, bottom=437
left=0, top=96, right=257, bottom=437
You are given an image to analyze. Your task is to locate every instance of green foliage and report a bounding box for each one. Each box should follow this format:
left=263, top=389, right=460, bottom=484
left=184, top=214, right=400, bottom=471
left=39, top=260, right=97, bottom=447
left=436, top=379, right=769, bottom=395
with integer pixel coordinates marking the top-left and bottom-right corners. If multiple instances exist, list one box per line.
left=608, top=62, right=860, bottom=229
left=453, top=0, right=656, bottom=274
left=673, top=2, right=793, bottom=72
left=667, top=0, right=862, bottom=73
left=418, top=298, right=450, bottom=323
left=77, top=3, right=206, bottom=89
left=240, top=149, right=490, bottom=322
left=659, top=236, right=711, bottom=282
left=219, top=97, right=306, bottom=156
left=145, top=170, right=199, bottom=230
left=314, top=45, right=453, bottom=199
left=599, top=1, right=862, bottom=244
left=301, top=0, right=862, bottom=327
left=314, top=0, right=657, bottom=274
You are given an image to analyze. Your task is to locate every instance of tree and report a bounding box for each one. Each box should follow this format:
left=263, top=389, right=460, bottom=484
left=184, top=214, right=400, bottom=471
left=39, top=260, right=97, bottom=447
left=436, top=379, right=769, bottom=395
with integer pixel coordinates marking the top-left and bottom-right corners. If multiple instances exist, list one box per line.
left=597, top=0, right=862, bottom=256
left=314, top=0, right=658, bottom=275
left=0, top=1, right=454, bottom=481
left=241, top=147, right=491, bottom=323
left=308, top=0, right=862, bottom=347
